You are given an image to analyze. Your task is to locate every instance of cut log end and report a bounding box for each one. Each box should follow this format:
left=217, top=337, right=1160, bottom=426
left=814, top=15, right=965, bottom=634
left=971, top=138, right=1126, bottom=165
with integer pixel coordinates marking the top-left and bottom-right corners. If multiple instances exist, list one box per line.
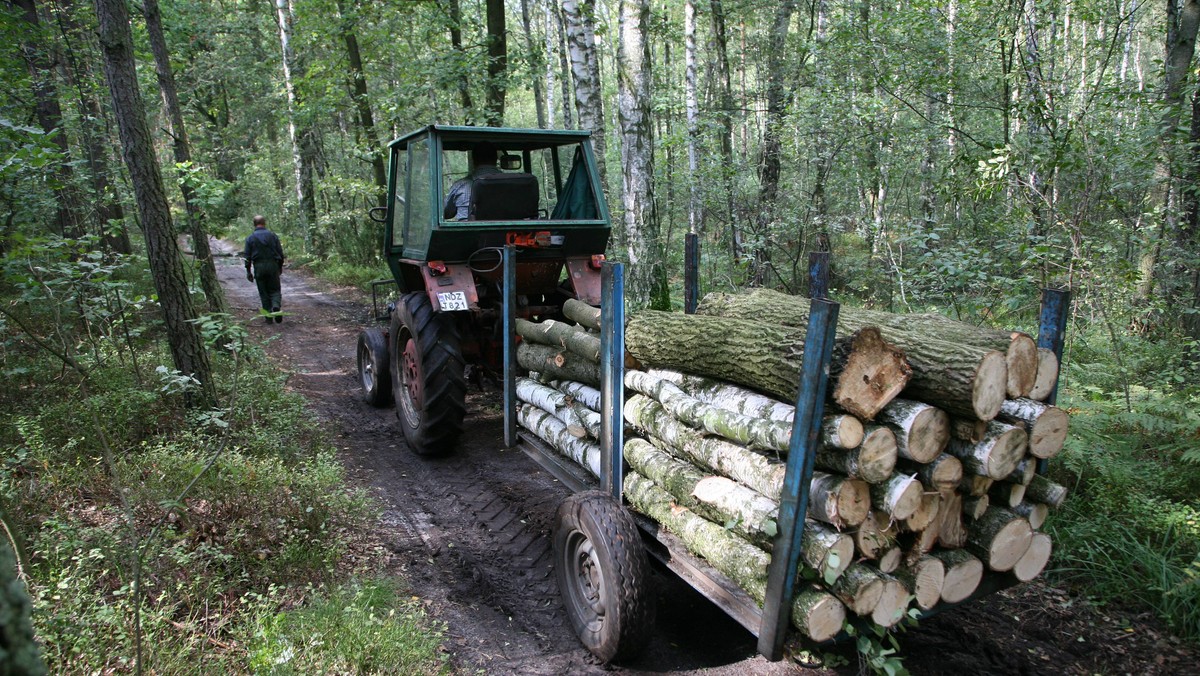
left=899, top=556, right=946, bottom=611
left=970, top=351, right=1009, bottom=421
left=1005, top=334, right=1038, bottom=399
left=936, top=550, right=984, bottom=603
left=1028, top=406, right=1070, bottom=459
left=1030, top=348, right=1060, bottom=401
left=1012, top=532, right=1053, bottom=582
left=871, top=578, right=911, bottom=627
left=832, top=327, right=913, bottom=421
left=793, top=588, right=847, bottom=643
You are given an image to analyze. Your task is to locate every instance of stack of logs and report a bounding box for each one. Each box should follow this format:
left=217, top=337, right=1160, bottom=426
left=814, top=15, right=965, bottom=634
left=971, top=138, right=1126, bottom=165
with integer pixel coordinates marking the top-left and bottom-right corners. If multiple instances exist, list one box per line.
left=514, top=289, right=1069, bottom=644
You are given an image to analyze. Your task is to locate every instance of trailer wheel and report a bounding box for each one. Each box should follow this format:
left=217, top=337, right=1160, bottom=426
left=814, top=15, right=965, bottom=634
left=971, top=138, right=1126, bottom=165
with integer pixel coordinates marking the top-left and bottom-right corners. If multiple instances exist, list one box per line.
left=389, top=292, right=466, bottom=456
left=357, top=328, right=392, bottom=407
left=553, top=491, right=654, bottom=663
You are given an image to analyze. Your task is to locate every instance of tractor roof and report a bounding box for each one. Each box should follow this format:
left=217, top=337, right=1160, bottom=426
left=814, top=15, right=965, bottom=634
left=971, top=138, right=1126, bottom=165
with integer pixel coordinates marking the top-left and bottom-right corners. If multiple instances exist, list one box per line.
left=388, top=125, right=593, bottom=152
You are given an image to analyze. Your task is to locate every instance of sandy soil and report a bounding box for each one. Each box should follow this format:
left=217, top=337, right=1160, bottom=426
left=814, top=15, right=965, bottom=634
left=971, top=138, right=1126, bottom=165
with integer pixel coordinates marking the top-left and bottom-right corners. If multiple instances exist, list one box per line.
left=212, top=240, right=1195, bottom=675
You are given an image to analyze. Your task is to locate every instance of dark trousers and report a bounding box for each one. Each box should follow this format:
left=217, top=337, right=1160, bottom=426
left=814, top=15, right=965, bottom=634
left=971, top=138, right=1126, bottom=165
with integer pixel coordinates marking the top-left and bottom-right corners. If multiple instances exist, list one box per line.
left=252, top=259, right=282, bottom=313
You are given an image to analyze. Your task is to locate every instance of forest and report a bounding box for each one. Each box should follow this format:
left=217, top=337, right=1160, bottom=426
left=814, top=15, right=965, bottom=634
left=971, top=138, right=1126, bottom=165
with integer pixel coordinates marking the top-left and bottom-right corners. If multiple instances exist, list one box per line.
left=2, top=0, right=1199, bottom=670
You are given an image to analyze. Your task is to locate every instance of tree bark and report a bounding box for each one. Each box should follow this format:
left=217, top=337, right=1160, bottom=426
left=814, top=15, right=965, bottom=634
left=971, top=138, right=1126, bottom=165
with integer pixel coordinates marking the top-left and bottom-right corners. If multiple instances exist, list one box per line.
left=563, top=297, right=602, bottom=329
left=94, top=0, right=215, bottom=406
left=898, top=453, right=963, bottom=492
left=561, top=0, right=607, bottom=183
left=518, top=0, right=546, bottom=127
left=484, top=0, right=508, bottom=125
left=550, top=379, right=601, bottom=411
left=517, top=342, right=600, bottom=386
left=273, top=0, right=318, bottom=250
left=1025, top=474, right=1068, bottom=508
left=617, top=0, right=669, bottom=309
left=698, top=289, right=1009, bottom=420
left=627, top=310, right=911, bottom=420
left=518, top=317, right=602, bottom=362
left=829, top=562, right=885, bottom=617
left=447, top=0, right=474, bottom=114
left=1011, top=501, right=1048, bottom=529
left=336, top=0, right=387, bottom=205
left=142, top=0, right=226, bottom=313
left=517, top=404, right=601, bottom=475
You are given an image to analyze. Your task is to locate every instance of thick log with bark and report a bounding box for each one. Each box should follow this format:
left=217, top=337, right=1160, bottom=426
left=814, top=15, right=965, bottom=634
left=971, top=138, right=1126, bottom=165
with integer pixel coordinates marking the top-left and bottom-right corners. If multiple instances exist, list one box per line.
left=877, top=398, right=950, bottom=462
left=625, top=370, right=794, bottom=451
left=966, top=507, right=1033, bottom=572
left=932, top=549, right=984, bottom=603
left=697, top=290, right=1009, bottom=420
left=947, top=421, right=1028, bottom=480
left=626, top=310, right=911, bottom=420
left=902, top=492, right=941, bottom=533
left=517, top=342, right=600, bottom=386
left=815, top=425, right=897, bottom=484
left=999, top=398, right=1069, bottom=459
left=551, top=380, right=601, bottom=411
left=809, top=472, right=871, bottom=528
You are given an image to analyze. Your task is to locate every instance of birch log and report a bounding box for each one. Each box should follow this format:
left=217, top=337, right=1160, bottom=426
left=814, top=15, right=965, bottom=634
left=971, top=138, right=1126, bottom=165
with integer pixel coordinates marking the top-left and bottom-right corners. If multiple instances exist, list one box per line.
left=1011, top=501, right=1049, bottom=529
left=516, top=405, right=601, bottom=476
left=516, top=317, right=601, bottom=362
left=551, top=380, right=601, bottom=411
left=869, top=473, right=924, bottom=520
left=651, top=369, right=795, bottom=422
left=966, top=507, right=1033, bottom=572
left=830, top=563, right=886, bottom=616
left=999, top=398, right=1069, bottom=459
left=877, top=398, right=950, bottom=462
left=792, top=586, right=848, bottom=643
left=1025, top=474, right=1068, bottom=508
left=932, top=549, right=984, bottom=603
left=1012, top=532, right=1053, bottom=582
left=936, top=490, right=967, bottom=548
left=873, top=576, right=912, bottom=627
left=516, top=377, right=588, bottom=437
left=947, top=421, right=1028, bottom=480
left=815, top=424, right=897, bottom=484
left=896, top=555, right=946, bottom=610
left=626, top=310, right=912, bottom=420
left=625, top=370, right=793, bottom=451
left=898, top=453, right=963, bottom=492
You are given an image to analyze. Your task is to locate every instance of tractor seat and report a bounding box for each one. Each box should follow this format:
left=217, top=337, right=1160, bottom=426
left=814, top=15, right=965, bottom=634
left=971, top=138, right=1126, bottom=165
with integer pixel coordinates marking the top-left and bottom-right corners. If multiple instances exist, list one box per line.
left=469, top=172, right=539, bottom=220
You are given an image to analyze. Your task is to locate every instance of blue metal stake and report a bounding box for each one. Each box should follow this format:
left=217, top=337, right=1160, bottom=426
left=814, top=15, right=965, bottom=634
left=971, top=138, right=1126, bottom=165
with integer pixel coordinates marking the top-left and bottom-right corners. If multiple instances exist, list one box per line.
left=808, top=252, right=830, bottom=300
left=502, top=245, right=517, bottom=448
left=757, top=298, right=840, bottom=659
left=600, top=262, right=625, bottom=499
left=1035, top=287, right=1070, bottom=473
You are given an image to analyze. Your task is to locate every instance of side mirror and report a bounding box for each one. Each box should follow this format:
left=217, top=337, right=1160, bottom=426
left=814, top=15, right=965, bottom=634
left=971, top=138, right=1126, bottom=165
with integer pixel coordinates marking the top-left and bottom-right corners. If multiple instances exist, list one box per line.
left=368, top=206, right=387, bottom=223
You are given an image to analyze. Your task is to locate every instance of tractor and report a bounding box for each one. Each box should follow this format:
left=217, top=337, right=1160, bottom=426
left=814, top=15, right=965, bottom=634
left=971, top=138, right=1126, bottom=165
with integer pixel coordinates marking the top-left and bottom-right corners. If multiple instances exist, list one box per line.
left=357, top=125, right=611, bottom=456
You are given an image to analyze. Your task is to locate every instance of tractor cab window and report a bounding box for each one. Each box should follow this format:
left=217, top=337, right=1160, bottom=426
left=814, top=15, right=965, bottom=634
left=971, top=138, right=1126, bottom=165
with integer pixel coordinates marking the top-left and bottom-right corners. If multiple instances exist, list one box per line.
left=405, top=138, right=433, bottom=249
left=439, top=141, right=598, bottom=222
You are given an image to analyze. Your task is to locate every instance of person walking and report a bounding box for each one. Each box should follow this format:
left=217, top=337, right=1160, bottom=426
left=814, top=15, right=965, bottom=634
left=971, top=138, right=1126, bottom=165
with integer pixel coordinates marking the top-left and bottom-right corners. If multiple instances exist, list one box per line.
left=243, top=215, right=286, bottom=323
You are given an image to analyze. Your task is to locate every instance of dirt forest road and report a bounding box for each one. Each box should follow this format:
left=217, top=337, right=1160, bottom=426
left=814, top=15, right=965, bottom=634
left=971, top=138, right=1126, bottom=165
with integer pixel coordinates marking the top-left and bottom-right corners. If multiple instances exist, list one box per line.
left=212, top=238, right=1194, bottom=675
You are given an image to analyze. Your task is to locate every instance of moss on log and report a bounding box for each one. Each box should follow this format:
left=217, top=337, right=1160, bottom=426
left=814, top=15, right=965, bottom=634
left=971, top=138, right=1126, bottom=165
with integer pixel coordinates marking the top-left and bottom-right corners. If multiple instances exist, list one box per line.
left=626, top=310, right=911, bottom=420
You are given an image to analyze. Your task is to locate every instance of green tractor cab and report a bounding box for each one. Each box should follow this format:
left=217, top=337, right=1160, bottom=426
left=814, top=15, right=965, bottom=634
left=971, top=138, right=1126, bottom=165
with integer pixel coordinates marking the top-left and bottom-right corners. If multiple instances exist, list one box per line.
left=357, top=125, right=612, bottom=456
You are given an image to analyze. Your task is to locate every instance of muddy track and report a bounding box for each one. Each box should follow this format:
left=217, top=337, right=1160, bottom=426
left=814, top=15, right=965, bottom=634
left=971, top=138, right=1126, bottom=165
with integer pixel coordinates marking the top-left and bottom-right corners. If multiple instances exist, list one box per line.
left=210, top=239, right=1193, bottom=675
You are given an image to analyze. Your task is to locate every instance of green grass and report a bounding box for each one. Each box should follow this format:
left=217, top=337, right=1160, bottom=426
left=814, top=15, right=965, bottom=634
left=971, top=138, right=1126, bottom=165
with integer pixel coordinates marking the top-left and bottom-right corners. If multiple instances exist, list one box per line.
left=246, top=579, right=449, bottom=675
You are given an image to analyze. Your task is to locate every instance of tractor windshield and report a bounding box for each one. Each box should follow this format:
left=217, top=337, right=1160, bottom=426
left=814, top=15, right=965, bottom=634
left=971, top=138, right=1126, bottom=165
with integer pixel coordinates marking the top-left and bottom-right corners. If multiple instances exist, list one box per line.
left=439, top=141, right=600, bottom=223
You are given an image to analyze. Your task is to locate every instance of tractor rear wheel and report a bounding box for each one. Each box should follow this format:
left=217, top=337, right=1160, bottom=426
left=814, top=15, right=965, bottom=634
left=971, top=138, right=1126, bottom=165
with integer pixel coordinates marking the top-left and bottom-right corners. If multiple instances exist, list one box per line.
left=357, top=328, right=392, bottom=407
left=553, top=491, right=655, bottom=662
left=389, top=292, right=466, bottom=456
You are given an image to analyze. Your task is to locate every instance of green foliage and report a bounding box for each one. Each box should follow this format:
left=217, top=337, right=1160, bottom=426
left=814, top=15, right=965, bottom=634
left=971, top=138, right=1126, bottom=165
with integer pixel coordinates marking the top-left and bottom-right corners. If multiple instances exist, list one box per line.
left=246, top=579, right=448, bottom=675
left=0, top=540, right=47, bottom=676
left=841, top=610, right=920, bottom=676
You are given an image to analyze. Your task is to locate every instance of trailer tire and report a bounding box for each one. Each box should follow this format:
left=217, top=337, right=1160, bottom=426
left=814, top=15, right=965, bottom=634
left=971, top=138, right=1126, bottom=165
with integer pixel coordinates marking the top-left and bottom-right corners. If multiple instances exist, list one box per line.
left=553, top=491, right=654, bottom=663
left=389, top=292, right=466, bottom=455
left=357, top=328, right=393, bottom=407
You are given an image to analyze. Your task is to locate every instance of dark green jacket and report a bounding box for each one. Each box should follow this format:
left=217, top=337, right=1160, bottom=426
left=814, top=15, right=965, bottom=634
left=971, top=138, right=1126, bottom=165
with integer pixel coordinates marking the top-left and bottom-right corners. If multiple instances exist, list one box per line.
left=243, top=227, right=284, bottom=271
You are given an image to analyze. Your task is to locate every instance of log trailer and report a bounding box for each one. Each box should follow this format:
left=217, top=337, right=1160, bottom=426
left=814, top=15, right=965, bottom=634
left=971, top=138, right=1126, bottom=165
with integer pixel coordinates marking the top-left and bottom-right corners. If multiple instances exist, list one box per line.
left=357, top=126, right=1073, bottom=663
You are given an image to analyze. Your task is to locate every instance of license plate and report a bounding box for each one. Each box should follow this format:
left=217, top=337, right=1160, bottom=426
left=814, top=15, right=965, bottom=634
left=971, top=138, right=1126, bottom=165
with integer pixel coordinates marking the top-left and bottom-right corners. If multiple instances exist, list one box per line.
left=436, top=291, right=469, bottom=311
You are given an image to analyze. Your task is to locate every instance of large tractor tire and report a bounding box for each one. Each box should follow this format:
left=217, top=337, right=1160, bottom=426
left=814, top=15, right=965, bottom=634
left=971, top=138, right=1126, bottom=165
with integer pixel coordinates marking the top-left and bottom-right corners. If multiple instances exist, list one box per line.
left=553, top=491, right=655, bottom=663
left=357, top=327, right=392, bottom=407
left=389, top=292, right=466, bottom=456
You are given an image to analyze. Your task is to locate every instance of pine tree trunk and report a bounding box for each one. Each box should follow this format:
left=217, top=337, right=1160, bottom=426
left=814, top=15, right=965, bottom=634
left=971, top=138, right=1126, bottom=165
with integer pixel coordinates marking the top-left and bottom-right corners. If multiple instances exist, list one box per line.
left=626, top=311, right=911, bottom=420
left=95, top=0, right=215, bottom=407
left=142, top=0, right=226, bottom=313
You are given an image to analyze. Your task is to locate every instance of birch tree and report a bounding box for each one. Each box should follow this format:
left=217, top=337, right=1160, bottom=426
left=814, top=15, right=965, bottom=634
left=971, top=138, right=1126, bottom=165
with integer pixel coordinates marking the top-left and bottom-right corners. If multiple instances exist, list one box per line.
left=563, top=0, right=608, bottom=183
left=273, top=0, right=319, bottom=251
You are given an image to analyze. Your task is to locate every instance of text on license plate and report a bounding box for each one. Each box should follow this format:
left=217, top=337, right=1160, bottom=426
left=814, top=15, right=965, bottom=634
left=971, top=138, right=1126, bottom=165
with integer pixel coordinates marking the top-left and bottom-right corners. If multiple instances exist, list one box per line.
left=436, top=291, right=469, bottom=311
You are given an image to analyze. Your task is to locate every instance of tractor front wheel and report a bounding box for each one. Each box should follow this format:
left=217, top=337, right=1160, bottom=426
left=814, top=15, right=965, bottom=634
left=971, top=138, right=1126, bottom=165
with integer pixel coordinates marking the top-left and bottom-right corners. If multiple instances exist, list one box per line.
left=389, top=292, right=466, bottom=456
